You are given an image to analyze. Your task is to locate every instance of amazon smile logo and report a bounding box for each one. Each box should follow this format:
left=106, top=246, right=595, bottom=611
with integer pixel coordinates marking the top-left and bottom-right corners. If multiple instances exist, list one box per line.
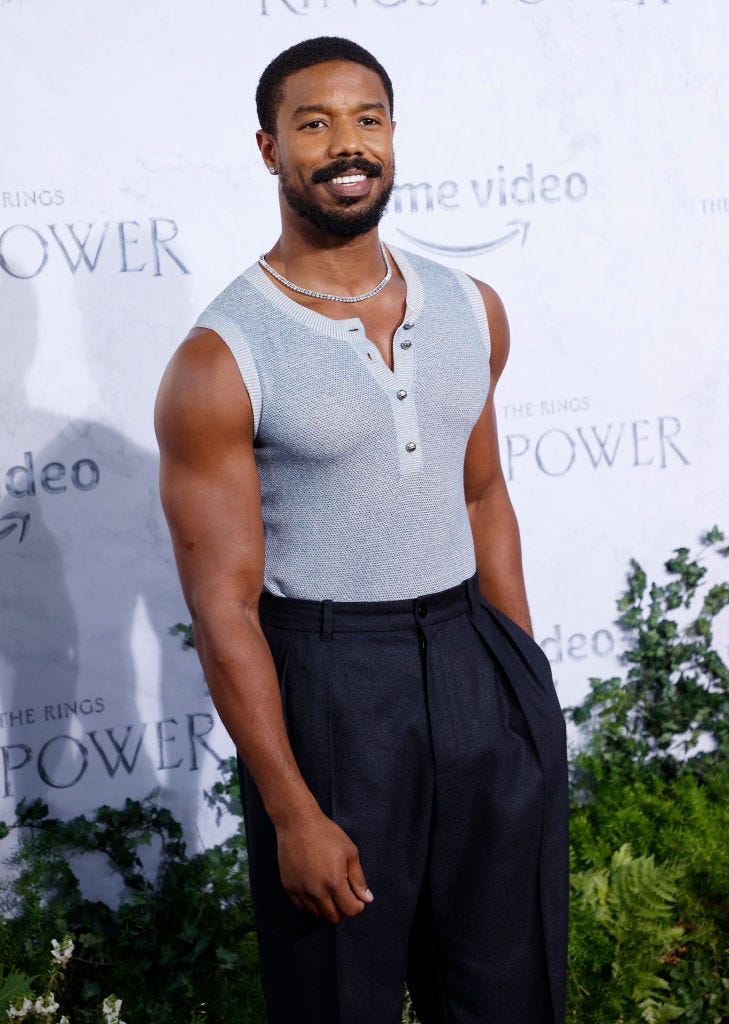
left=398, top=221, right=530, bottom=257
left=384, top=162, right=589, bottom=257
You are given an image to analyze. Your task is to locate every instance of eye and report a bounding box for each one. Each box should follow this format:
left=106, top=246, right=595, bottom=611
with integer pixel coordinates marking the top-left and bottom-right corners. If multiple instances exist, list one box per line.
left=359, top=116, right=381, bottom=127
left=300, top=118, right=327, bottom=130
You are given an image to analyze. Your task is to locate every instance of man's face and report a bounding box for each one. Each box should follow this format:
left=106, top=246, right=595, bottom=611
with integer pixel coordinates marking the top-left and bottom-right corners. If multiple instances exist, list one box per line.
left=262, top=60, right=395, bottom=237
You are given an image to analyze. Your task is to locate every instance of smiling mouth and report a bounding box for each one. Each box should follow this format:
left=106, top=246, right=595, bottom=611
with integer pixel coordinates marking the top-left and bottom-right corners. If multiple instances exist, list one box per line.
left=311, top=159, right=383, bottom=186
left=329, top=174, right=368, bottom=186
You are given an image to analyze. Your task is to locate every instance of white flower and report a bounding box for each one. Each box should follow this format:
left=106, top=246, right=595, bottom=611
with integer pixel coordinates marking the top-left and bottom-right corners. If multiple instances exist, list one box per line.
left=34, top=994, right=60, bottom=1016
left=101, top=996, right=124, bottom=1024
left=7, top=995, right=34, bottom=1019
left=59, top=1018, right=71, bottom=1024
left=50, top=935, right=75, bottom=967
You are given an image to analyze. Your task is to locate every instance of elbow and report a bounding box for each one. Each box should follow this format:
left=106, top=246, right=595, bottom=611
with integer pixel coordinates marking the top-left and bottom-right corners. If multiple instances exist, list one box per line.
left=465, top=474, right=506, bottom=510
left=465, top=477, right=518, bottom=531
left=186, top=582, right=261, bottom=649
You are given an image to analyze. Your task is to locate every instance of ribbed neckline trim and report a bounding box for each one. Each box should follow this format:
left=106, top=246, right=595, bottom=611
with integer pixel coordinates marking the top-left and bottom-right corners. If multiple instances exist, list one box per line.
left=243, top=242, right=423, bottom=341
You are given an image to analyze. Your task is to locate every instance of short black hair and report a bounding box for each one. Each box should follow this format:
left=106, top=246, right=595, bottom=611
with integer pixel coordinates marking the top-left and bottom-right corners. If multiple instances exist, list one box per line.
left=256, top=36, right=394, bottom=136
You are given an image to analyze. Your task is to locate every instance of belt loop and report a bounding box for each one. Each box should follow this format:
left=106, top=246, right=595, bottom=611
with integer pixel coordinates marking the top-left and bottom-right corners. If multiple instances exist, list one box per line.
left=320, top=600, right=334, bottom=642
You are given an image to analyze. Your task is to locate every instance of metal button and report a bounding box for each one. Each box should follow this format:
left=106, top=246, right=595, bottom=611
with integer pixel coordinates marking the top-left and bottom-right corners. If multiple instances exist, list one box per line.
left=397, top=389, right=407, bottom=400
left=403, top=322, right=413, bottom=330
left=405, top=442, right=417, bottom=452
left=400, top=339, right=412, bottom=349
left=417, top=602, right=428, bottom=617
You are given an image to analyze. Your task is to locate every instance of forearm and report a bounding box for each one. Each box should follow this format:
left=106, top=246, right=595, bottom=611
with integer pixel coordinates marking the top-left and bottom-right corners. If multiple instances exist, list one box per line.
left=192, top=601, right=318, bottom=827
left=466, top=481, right=533, bottom=636
left=192, top=597, right=373, bottom=922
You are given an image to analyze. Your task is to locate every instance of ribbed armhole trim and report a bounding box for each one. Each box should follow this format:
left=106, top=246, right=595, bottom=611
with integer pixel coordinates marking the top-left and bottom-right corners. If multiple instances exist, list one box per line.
left=194, top=310, right=262, bottom=438
left=453, top=272, right=491, bottom=360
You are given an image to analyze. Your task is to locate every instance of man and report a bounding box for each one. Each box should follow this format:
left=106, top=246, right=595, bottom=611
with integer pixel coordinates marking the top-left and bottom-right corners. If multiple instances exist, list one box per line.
left=155, top=36, right=567, bottom=1024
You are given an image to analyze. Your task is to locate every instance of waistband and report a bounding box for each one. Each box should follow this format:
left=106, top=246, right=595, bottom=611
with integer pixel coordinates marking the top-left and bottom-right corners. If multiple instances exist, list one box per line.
left=259, top=572, right=480, bottom=638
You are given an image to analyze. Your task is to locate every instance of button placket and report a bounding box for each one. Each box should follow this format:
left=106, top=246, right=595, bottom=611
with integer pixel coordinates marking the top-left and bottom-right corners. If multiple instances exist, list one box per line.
left=391, top=316, right=422, bottom=474
left=345, top=315, right=423, bottom=476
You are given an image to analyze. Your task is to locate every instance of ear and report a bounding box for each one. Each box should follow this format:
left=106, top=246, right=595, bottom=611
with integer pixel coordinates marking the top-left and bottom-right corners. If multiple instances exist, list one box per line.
left=256, top=129, right=278, bottom=172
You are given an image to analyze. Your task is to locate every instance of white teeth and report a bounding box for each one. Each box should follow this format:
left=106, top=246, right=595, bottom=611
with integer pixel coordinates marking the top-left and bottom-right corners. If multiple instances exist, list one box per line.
left=330, top=174, right=367, bottom=185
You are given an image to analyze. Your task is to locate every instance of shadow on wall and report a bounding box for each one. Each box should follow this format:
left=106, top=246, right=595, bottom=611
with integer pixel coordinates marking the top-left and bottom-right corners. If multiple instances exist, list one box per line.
left=0, top=257, right=221, bottom=841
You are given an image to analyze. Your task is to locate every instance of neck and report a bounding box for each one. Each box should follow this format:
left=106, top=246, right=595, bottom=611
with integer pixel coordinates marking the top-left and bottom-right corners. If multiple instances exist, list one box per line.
left=265, top=220, right=386, bottom=296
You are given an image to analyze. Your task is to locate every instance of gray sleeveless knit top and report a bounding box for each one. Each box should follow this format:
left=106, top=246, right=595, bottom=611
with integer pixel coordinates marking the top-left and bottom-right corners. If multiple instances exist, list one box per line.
left=194, top=244, right=491, bottom=601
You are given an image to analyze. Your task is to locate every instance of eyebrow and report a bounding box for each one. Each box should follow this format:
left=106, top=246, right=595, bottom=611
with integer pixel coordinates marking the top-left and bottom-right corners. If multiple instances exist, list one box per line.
left=291, top=101, right=388, bottom=118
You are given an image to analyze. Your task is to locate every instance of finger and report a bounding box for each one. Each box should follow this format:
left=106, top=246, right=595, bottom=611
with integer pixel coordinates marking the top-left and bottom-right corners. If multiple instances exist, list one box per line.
left=301, top=896, right=322, bottom=919
left=332, top=881, right=365, bottom=919
left=287, top=892, right=305, bottom=913
left=316, top=894, right=343, bottom=925
left=346, top=852, right=374, bottom=904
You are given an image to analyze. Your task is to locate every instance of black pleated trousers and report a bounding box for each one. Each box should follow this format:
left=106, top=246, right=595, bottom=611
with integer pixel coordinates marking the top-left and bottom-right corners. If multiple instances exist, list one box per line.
left=238, top=572, right=568, bottom=1024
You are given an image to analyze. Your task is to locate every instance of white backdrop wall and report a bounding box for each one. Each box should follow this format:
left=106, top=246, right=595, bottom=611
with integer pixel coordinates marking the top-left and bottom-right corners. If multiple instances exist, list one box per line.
left=1, top=0, right=728, bottom=852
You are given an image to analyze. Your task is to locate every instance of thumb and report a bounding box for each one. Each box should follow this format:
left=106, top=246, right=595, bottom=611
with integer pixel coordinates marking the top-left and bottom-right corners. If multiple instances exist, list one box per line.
left=347, top=851, right=374, bottom=903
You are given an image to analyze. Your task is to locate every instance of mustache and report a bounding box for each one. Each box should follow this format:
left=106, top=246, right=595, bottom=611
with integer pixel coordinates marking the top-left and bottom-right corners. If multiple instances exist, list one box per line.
left=311, top=158, right=383, bottom=185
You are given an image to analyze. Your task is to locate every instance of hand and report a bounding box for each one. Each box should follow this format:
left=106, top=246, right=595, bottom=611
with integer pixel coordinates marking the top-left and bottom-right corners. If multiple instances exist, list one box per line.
left=275, top=809, right=374, bottom=924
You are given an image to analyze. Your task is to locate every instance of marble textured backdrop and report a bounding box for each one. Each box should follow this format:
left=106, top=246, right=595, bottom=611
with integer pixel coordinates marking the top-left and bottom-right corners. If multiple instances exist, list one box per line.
left=1, top=0, right=728, bottom=851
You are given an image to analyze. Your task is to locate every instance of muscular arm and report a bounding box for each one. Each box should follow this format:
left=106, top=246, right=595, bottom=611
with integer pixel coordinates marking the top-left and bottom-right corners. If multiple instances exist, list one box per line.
left=155, top=328, right=372, bottom=921
left=463, top=283, right=533, bottom=636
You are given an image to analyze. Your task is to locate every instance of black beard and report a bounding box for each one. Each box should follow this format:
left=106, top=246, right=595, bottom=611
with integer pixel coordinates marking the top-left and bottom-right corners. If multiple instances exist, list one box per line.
left=279, top=159, right=395, bottom=238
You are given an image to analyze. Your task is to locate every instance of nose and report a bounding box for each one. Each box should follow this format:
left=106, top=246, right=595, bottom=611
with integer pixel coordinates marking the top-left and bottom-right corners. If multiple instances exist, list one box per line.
left=327, top=118, right=363, bottom=158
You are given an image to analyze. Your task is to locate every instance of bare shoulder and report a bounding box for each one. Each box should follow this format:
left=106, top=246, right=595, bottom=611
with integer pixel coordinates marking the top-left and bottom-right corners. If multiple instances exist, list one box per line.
left=154, top=327, right=253, bottom=460
left=467, top=277, right=510, bottom=382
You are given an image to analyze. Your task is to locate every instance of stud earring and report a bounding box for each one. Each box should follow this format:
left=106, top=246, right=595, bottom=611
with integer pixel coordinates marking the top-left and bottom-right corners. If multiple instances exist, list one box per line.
left=269, top=166, right=278, bottom=175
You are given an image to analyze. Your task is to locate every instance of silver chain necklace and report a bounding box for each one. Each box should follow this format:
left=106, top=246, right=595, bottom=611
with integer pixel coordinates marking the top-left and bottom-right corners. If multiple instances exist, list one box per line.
left=258, top=242, right=392, bottom=303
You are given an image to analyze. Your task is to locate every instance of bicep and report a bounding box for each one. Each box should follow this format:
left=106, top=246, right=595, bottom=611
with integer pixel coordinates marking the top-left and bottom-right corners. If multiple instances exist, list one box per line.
left=155, top=332, right=264, bottom=617
left=160, top=439, right=264, bottom=616
left=463, top=395, right=504, bottom=501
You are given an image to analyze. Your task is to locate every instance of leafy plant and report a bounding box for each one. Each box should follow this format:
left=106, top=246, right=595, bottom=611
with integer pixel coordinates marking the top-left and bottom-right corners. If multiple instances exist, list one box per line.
left=171, top=622, right=196, bottom=649
left=0, top=966, right=36, bottom=1018
left=569, top=845, right=686, bottom=1023
left=1, top=936, right=127, bottom=1024
left=0, top=790, right=264, bottom=1024
left=567, top=528, right=729, bottom=1024
left=568, top=526, right=729, bottom=781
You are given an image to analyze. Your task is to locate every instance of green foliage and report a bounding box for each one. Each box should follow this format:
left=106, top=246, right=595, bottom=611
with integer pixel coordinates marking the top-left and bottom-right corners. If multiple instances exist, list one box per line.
left=401, top=989, right=419, bottom=1023
left=0, top=966, right=36, bottom=1017
left=205, top=754, right=243, bottom=823
left=0, top=785, right=264, bottom=1024
left=568, top=762, right=729, bottom=1024
left=171, top=621, right=196, bottom=648
left=0, top=935, right=121, bottom=1024
left=570, top=845, right=685, bottom=1023
left=568, top=527, right=729, bottom=780
left=567, top=529, right=729, bottom=1024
